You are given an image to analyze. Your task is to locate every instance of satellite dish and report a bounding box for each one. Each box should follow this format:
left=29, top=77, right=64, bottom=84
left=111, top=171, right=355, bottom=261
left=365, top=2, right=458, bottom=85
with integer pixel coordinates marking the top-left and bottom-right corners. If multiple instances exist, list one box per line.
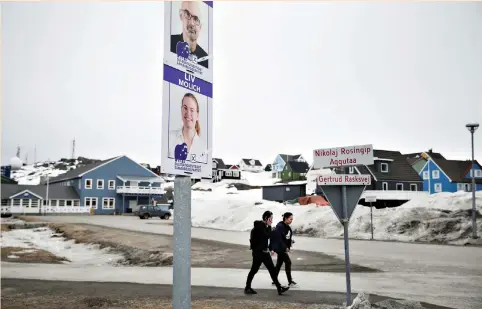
left=10, top=156, right=23, bottom=170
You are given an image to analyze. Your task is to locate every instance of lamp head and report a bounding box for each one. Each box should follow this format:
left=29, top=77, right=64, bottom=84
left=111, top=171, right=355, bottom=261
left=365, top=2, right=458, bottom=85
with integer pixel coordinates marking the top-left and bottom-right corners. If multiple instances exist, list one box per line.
left=466, top=123, right=479, bottom=133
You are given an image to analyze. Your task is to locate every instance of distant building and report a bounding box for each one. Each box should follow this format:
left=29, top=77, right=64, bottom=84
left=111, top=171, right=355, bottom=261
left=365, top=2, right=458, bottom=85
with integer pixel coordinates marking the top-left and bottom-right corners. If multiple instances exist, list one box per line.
left=418, top=157, right=482, bottom=193
left=238, top=158, right=264, bottom=173
left=212, top=158, right=241, bottom=182
left=271, top=154, right=307, bottom=178
left=2, top=155, right=166, bottom=215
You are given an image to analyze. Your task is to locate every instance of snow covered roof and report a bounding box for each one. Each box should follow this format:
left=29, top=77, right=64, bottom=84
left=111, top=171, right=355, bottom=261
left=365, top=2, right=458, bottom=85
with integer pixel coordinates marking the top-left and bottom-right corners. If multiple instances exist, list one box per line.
left=47, top=156, right=120, bottom=183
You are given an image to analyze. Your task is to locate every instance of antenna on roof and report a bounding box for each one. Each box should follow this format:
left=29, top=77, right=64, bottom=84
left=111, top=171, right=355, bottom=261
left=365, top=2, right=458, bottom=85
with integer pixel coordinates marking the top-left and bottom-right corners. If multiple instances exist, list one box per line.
left=72, top=138, right=76, bottom=160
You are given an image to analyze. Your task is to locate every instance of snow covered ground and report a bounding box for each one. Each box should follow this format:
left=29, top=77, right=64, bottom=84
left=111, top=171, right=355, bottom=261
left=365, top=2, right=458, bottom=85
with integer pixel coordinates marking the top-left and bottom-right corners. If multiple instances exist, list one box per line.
left=0, top=225, right=124, bottom=265
left=10, top=160, right=81, bottom=185
left=189, top=172, right=482, bottom=245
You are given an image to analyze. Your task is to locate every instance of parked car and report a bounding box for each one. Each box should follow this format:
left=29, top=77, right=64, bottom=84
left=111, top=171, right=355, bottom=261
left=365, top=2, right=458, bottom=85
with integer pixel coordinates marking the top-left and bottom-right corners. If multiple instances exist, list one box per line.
left=137, top=205, right=171, bottom=220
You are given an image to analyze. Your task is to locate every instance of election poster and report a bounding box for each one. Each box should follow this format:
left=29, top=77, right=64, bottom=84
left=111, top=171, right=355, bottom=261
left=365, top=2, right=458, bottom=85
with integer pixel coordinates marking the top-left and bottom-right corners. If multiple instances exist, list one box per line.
left=164, top=1, right=213, bottom=84
left=161, top=64, right=213, bottom=178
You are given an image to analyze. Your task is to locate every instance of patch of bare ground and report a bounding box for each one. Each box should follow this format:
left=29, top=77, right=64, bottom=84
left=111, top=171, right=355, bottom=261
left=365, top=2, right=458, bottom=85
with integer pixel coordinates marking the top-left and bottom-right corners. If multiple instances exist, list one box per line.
left=1, top=247, right=70, bottom=264
left=16, top=216, right=377, bottom=272
left=0, top=295, right=338, bottom=309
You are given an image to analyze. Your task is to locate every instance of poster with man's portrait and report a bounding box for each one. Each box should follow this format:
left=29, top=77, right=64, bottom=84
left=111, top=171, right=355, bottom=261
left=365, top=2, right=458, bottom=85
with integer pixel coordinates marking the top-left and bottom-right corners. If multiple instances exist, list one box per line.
left=164, top=1, right=213, bottom=84
left=161, top=65, right=213, bottom=179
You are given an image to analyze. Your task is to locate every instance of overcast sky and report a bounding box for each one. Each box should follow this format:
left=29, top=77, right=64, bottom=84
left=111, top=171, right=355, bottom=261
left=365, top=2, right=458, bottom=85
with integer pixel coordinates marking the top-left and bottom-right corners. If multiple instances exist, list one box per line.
left=2, top=2, right=481, bottom=167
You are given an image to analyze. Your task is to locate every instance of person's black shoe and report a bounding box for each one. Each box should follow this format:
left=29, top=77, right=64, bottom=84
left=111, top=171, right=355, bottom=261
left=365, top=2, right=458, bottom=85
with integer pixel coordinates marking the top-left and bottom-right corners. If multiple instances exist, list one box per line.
left=277, top=286, right=289, bottom=295
left=244, top=287, right=257, bottom=294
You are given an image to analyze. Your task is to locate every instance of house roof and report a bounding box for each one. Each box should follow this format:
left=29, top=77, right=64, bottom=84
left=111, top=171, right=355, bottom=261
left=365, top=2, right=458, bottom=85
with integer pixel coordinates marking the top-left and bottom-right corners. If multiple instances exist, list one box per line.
left=1, top=184, right=80, bottom=199
left=406, top=157, right=425, bottom=166
left=279, top=154, right=302, bottom=163
left=213, top=158, right=227, bottom=169
left=241, top=159, right=262, bottom=167
left=366, top=150, right=423, bottom=182
left=431, top=158, right=482, bottom=184
left=286, top=161, right=310, bottom=174
left=47, top=156, right=120, bottom=183
left=1, top=175, right=18, bottom=184
left=404, top=151, right=446, bottom=160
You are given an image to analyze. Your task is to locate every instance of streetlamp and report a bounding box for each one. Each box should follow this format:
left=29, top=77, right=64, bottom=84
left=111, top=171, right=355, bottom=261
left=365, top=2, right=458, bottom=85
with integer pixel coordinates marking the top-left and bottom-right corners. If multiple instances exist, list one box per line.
left=466, top=123, right=479, bottom=239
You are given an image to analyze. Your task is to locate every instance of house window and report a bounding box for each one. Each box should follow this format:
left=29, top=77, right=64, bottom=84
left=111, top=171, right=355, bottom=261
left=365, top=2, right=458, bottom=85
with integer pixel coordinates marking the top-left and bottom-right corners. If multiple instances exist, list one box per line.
left=51, top=200, right=57, bottom=207
left=475, top=170, right=482, bottom=178
left=58, top=200, right=65, bottom=207
left=102, top=198, right=115, bottom=209
left=66, top=200, right=73, bottom=207
left=422, top=171, right=429, bottom=180
left=410, top=184, right=418, bottom=191
left=288, top=172, right=291, bottom=177
left=382, top=182, right=388, bottom=191
left=212, top=162, right=217, bottom=169
left=465, top=183, right=471, bottom=192
left=396, top=183, right=403, bottom=191
left=85, top=197, right=98, bottom=209
left=233, top=171, right=239, bottom=178
left=457, top=183, right=464, bottom=191
left=225, top=170, right=232, bottom=177
left=73, top=200, right=80, bottom=206
left=380, top=163, right=388, bottom=173
left=97, top=179, right=104, bottom=189
left=85, top=179, right=92, bottom=189
left=42, top=200, right=48, bottom=206
left=108, top=180, right=115, bottom=190
left=31, top=200, right=39, bottom=208
left=434, top=183, right=442, bottom=193
left=432, top=170, right=440, bottom=179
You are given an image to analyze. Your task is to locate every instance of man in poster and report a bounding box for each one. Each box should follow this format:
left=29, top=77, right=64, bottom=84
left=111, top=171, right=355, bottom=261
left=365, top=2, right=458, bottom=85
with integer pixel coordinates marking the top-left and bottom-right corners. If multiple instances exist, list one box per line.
left=170, top=1, right=209, bottom=69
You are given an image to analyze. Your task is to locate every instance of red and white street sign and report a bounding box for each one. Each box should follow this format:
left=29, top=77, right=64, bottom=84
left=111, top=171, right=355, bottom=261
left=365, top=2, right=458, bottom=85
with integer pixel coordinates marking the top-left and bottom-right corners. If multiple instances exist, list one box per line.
left=316, top=174, right=371, bottom=186
left=313, top=144, right=374, bottom=168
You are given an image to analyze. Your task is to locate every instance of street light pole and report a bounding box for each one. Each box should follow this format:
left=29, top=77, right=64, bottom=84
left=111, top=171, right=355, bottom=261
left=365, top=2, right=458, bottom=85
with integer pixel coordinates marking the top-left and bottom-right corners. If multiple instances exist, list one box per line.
left=466, top=123, right=479, bottom=239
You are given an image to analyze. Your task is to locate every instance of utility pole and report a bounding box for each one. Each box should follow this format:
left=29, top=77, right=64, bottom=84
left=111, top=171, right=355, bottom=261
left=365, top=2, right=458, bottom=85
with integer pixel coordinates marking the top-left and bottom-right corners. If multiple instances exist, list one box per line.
left=466, top=123, right=479, bottom=239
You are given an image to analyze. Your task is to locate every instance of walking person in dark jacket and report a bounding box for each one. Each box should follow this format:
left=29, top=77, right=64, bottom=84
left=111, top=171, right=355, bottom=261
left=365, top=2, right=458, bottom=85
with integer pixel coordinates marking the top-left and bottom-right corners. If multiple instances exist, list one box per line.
left=271, top=212, right=298, bottom=288
left=244, top=210, right=290, bottom=295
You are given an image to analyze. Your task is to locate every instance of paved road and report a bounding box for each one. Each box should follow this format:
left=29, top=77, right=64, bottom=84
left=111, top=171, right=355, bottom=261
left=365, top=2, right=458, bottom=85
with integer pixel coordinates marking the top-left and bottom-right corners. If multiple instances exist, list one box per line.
left=8, top=215, right=482, bottom=309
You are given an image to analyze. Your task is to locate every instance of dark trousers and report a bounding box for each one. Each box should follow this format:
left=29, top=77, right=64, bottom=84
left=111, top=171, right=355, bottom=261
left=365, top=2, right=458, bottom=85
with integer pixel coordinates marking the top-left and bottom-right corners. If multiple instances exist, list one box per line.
left=275, top=252, right=292, bottom=283
left=246, top=251, right=281, bottom=289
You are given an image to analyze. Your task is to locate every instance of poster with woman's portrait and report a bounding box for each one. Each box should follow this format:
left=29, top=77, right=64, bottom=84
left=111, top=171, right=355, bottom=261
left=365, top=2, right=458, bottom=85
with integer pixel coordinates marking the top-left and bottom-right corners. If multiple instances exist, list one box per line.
left=164, top=1, right=213, bottom=84
left=161, top=65, right=213, bottom=179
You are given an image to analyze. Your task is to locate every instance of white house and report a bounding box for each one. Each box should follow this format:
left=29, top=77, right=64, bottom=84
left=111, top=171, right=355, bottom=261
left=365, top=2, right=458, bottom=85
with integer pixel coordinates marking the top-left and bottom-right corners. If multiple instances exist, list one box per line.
left=238, top=158, right=264, bottom=173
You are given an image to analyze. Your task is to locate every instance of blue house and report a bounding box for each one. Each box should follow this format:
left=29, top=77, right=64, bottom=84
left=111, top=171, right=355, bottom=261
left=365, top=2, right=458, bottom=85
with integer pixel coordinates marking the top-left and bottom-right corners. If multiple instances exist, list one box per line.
left=47, top=155, right=165, bottom=214
left=271, top=154, right=308, bottom=178
left=420, top=157, right=482, bottom=194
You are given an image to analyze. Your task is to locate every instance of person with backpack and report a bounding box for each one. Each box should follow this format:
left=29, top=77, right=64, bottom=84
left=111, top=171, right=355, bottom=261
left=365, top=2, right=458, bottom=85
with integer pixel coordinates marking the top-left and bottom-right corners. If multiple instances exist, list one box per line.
left=271, top=212, right=298, bottom=288
left=244, top=210, right=290, bottom=295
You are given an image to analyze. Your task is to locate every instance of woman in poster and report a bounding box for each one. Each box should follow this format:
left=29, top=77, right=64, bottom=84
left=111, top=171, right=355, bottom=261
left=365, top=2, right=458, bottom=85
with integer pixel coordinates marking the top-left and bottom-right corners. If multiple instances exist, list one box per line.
left=168, top=92, right=208, bottom=164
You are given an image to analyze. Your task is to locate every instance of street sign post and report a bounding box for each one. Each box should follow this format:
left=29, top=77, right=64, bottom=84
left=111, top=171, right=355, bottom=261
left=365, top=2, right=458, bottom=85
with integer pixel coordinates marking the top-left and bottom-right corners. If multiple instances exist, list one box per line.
left=162, top=2, right=214, bottom=309
left=365, top=195, right=377, bottom=240
left=314, top=145, right=373, bottom=307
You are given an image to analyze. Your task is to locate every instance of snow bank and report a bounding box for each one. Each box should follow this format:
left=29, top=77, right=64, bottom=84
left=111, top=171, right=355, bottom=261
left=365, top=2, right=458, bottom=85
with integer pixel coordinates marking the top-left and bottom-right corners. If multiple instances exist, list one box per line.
left=346, top=293, right=425, bottom=309
left=1, top=226, right=124, bottom=265
left=190, top=180, right=482, bottom=245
